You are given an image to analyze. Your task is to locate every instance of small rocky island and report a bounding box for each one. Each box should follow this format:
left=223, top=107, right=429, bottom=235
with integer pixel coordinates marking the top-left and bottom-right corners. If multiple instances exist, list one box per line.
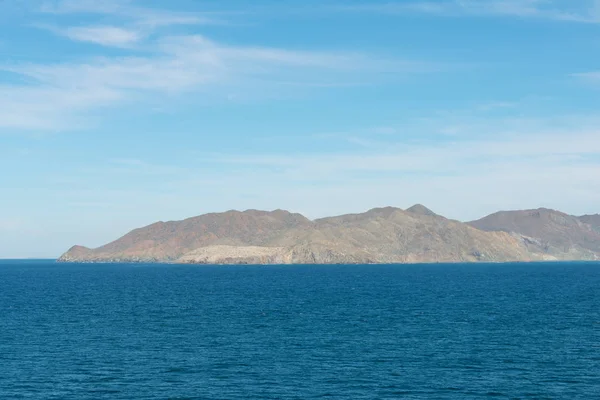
left=59, top=205, right=600, bottom=264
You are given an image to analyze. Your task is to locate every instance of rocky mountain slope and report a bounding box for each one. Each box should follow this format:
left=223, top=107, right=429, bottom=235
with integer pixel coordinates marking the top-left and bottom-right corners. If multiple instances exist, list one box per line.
left=59, top=205, right=600, bottom=264
left=61, top=209, right=312, bottom=262
left=468, top=208, right=600, bottom=258
left=579, top=214, right=600, bottom=232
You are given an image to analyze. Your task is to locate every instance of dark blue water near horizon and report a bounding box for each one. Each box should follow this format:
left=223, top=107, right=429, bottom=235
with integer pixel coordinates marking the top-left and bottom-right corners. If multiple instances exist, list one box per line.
left=1, top=261, right=599, bottom=399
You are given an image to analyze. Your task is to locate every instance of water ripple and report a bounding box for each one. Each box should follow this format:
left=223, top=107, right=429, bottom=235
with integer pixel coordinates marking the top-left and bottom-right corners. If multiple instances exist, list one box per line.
left=1, top=261, right=599, bottom=399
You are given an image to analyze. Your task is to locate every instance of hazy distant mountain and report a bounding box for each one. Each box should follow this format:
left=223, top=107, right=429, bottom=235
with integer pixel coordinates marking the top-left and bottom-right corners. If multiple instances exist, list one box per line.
left=59, top=205, right=600, bottom=264
left=468, top=208, right=600, bottom=257
left=579, top=214, right=600, bottom=232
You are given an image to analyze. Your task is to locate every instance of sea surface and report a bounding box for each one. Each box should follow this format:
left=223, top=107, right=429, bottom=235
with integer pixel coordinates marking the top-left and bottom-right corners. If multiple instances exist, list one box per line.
left=1, top=261, right=599, bottom=399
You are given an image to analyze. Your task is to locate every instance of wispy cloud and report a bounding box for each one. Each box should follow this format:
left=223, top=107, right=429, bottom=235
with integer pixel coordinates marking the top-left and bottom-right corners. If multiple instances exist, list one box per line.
left=573, top=71, right=600, bottom=84
left=0, top=84, right=121, bottom=130
left=39, top=0, right=218, bottom=27
left=0, top=29, right=423, bottom=130
left=476, top=101, right=518, bottom=111
left=42, top=25, right=142, bottom=47
left=0, top=0, right=453, bottom=131
left=56, top=123, right=600, bottom=222
left=171, top=123, right=600, bottom=220
left=335, top=0, right=600, bottom=23
left=206, top=132, right=600, bottom=175
left=36, top=0, right=223, bottom=48
left=63, top=110, right=600, bottom=221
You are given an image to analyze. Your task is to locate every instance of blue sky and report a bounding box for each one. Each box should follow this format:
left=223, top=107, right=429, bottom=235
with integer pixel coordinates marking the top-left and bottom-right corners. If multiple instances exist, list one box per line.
left=1, top=0, right=600, bottom=258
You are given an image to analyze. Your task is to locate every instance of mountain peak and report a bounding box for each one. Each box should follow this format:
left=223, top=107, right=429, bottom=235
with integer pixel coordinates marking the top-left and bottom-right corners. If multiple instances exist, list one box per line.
left=406, top=204, right=437, bottom=216
left=365, top=206, right=401, bottom=217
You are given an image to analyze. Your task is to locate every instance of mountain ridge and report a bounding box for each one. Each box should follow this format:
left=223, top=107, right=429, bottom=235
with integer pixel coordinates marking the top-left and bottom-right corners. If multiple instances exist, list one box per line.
left=58, top=206, right=600, bottom=264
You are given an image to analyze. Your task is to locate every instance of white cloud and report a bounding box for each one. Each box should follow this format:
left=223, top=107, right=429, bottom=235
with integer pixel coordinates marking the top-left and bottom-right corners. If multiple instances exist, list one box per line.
left=60, top=25, right=142, bottom=47
left=0, top=32, right=418, bottom=130
left=336, top=0, right=600, bottom=23
left=573, top=71, right=600, bottom=84
left=204, top=131, right=600, bottom=176
left=0, top=84, right=121, bottom=130
left=36, top=0, right=221, bottom=48
left=39, top=0, right=217, bottom=27
left=152, top=119, right=600, bottom=221
left=39, top=0, right=126, bottom=15
left=52, top=117, right=598, bottom=222
left=0, top=0, right=440, bottom=131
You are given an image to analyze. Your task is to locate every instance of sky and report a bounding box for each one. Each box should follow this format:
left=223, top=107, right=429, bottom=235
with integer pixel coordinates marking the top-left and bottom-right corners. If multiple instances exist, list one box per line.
left=1, top=0, right=600, bottom=258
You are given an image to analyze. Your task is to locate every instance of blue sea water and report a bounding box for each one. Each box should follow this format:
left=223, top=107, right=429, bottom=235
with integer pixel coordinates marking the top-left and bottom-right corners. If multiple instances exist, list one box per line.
left=0, top=261, right=599, bottom=399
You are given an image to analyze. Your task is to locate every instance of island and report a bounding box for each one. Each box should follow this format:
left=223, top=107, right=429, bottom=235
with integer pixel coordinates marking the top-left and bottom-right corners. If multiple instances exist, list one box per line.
left=58, top=205, right=600, bottom=264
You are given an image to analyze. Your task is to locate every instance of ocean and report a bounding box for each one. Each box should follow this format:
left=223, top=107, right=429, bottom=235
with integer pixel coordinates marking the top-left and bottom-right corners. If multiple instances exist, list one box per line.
left=0, top=261, right=599, bottom=399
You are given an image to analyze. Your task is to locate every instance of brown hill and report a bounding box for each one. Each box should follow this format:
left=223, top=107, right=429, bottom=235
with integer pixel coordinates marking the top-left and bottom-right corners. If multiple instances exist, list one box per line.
left=58, top=205, right=600, bottom=264
left=61, top=209, right=312, bottom=262
left=579, top=214, right=600, bottom=232
left=468, top=208, right=600, bottom=256
left=406, top=204, right=438, bottom=217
